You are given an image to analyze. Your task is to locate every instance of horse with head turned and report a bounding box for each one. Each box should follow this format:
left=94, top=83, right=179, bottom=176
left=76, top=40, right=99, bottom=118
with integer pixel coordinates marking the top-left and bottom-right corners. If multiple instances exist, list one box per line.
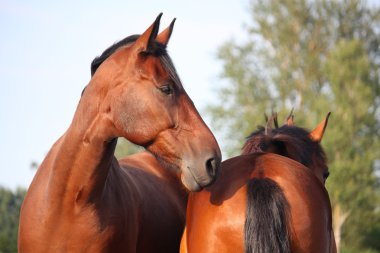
left=19, top=14, right=221, bottom=253
left=181, top=112, right=336, bottom=253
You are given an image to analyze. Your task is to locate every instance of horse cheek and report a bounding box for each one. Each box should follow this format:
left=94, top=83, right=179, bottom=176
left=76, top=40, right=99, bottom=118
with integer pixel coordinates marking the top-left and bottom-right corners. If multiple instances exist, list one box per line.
left=109, top=92, right=148, bottom=143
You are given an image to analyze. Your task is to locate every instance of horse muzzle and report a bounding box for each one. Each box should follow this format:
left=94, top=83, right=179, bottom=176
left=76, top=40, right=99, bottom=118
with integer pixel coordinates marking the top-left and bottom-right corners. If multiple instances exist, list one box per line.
left=181, top=153, right=221, bottom=192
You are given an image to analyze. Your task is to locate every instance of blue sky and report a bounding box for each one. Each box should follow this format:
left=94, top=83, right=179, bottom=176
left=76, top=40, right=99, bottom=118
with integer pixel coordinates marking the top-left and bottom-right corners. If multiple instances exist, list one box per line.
left=0, top=0, right=248, bottom=189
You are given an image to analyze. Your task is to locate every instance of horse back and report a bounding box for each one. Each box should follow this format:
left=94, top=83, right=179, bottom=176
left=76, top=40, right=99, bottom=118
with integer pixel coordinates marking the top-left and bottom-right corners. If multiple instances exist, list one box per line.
left=118, top=152, right=187, bottom=253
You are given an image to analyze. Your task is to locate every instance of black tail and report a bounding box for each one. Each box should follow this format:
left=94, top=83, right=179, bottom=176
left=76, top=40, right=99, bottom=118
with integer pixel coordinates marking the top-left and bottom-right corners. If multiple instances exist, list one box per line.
left=244, top=178, right=291, bottom=253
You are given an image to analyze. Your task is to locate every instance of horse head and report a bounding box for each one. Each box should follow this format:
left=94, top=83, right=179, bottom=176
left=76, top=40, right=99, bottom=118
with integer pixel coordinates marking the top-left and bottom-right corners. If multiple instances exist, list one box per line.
left=242, top=112, right=331, bottom=184
left=84, top=14, right=221, bottom=191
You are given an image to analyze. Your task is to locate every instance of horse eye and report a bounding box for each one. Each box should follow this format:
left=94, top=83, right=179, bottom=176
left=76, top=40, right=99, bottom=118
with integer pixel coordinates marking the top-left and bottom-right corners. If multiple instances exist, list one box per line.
left=323, top=171, right=330, bottom=179
left=159, top=85, right=173, bottom=95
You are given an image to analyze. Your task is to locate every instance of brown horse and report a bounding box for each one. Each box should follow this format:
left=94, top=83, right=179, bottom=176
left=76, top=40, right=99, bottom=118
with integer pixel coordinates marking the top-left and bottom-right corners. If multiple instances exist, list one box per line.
left=19, top=14, right=221, bottom=253
left=181, top=113, right=336, bottom=253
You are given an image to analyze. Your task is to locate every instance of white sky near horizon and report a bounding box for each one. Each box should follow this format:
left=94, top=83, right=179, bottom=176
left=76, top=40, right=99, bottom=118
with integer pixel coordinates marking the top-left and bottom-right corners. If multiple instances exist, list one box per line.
left=0, top=0, right=248, bottom=189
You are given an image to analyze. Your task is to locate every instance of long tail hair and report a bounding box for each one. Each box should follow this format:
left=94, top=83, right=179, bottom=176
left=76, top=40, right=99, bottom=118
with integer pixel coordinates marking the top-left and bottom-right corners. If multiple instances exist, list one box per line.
left=244, top=178, right=291, bottom=253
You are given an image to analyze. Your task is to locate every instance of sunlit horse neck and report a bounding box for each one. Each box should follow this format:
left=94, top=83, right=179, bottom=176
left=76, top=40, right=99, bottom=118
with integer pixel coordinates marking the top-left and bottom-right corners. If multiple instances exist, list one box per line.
left=19, top=14, right=221, bottom=253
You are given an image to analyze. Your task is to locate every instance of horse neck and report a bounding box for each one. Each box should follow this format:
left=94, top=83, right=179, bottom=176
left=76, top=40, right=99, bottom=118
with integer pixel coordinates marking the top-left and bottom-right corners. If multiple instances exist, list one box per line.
left=46, top=85, right=118, bottom=205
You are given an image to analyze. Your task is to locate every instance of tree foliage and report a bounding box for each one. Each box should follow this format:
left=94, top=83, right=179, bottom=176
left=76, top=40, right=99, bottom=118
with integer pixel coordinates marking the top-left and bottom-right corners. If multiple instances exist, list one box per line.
left=0, top=187, right=26, bottom=253
left=208, top=0, right=380, bottom=251
left=115, top=138, right=143, bottom=159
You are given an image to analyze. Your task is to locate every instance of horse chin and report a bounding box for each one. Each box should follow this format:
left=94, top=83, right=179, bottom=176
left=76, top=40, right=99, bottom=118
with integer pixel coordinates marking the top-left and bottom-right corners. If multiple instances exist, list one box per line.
left=146, top=149, right=203, bottom=191
left=181, top=173, right=203, bottom=192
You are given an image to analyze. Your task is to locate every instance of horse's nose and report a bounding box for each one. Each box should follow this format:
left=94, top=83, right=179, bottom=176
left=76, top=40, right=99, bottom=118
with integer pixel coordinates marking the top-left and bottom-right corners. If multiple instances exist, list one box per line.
left=203, top=154, right=221, bottom=186
left=180, top=149, right=222, bottom=191
left=206, top=157, right=218, bottom=179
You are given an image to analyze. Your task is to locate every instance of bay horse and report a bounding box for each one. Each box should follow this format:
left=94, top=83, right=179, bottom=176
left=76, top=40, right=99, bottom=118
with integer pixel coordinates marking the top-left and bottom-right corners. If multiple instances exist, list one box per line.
left=181, top=113, right=336, bottom=253
left=19, top=14, right=221, bottom=253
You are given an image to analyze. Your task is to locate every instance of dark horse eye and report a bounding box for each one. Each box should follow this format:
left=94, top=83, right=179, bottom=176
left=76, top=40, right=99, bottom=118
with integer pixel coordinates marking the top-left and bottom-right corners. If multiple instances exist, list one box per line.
left=159, top=85, right=173, bottom=95
left=323, top=171, right=330, bottom=179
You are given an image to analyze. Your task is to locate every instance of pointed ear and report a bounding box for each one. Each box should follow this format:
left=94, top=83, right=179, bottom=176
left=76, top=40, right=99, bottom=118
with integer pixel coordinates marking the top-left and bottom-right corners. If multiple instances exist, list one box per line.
left=310, top=112, right=331, bottom=142
left=285, top=108, right=294, bottom=126
left=156, top=18, right=176, bottom=46
left=134, top=13, right=162, bottom=53
left=273, top=112, right=279, bottom=129
left=264, top=113, right=269, bottom=123
left=265, top=114, right=276, bottom=135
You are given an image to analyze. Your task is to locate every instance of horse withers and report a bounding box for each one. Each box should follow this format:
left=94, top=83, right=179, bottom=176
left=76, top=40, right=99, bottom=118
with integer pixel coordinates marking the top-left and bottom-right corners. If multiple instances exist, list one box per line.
left=181, top=113, right=336, bottom=253
left=19, top=14, right=221, bottom=253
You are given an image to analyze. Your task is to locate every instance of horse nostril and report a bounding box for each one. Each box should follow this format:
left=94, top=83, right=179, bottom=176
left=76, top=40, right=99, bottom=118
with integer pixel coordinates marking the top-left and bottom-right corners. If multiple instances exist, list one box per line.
left=206, top=157, right=218, bottom=179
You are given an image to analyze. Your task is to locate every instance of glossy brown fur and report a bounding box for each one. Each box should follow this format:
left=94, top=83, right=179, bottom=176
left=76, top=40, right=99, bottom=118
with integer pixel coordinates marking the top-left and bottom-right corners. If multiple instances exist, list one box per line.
left=19, top=14, right=221, bottom=253
left=182, top=154, right=333, bottom=253
left=181, top=114, right=336, bottom=253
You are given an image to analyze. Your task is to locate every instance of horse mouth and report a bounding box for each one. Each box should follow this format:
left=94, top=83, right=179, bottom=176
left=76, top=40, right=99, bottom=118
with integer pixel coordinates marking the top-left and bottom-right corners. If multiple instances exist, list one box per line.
left=146, top=149, right=205, bottom=192
left=180, top=169, right=202, bottom=192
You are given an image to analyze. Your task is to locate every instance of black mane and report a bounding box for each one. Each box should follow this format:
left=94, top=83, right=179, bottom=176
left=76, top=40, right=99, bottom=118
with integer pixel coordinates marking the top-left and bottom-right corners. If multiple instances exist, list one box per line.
left=91, top=35, right=140, bottom=76
left=242, top=124, right=327, bottom=169
left=90, top=35, right=181, bottom=89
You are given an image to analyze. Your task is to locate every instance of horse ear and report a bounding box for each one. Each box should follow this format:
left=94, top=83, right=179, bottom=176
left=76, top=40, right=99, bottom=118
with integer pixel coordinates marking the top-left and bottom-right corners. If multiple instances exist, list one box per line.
left=156, top=18, right=176, bottom=46
left=134, top=13, right=162, bottom=52
left=273, top=112, right=279, bottom=129
left=265, top=114, right=276, bottom=135
left=309, top=112, right=331, bottom=142
left=285, top=108, right=294, bottom=126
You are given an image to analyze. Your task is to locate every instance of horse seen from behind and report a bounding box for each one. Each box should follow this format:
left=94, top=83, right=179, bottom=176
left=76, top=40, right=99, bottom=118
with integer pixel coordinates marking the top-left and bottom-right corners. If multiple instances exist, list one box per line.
left=19, top=14, right=221, bottom=253
left=181, top=112, right=336, bottom=253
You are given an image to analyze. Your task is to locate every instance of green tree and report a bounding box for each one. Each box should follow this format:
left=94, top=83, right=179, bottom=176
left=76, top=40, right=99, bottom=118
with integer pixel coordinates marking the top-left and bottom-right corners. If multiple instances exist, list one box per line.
left=208, top=0, right=380, bottom=252
left=115, top=138, right=143, bottom=159
left=324, top=39, right=380, bottom=252
left=0, top=187, right=26, bottom=253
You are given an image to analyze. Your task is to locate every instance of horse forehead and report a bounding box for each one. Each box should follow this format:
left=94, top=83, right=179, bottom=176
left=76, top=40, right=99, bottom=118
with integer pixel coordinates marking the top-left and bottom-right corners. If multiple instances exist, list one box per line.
left=109, top=48, right=169, bottom=79
left=143, top=57, right=170, bottom=78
